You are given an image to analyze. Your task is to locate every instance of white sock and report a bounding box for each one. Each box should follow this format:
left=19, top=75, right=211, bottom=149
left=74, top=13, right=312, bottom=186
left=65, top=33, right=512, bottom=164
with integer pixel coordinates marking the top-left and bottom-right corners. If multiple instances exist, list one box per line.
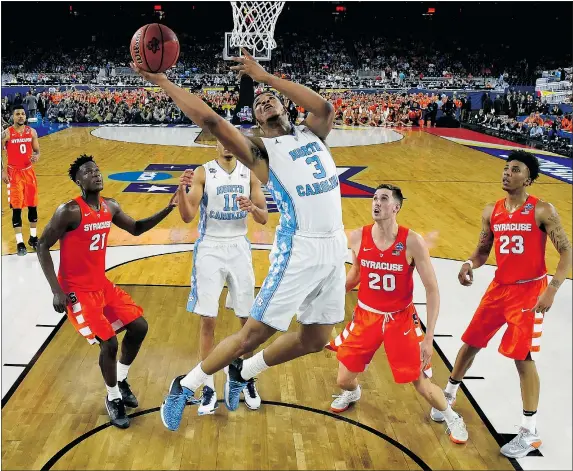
left=30, top=228, right=37, bottom=237
left=521, top=411, right=537, bottom=433
left=445, top=378, right=461, bottom=397
left=441, top=405, right=459, bottom=424
left=204, top=375, right=215, bottom=391
left=117, top=362, right=130, bottom=382
left=106, top=384, right=122, bottom=401
left=15, top=233, right=23, bottom=244
left=240, top=351, right=270, bottom=381
left=180, top=363, right=209, bottom=392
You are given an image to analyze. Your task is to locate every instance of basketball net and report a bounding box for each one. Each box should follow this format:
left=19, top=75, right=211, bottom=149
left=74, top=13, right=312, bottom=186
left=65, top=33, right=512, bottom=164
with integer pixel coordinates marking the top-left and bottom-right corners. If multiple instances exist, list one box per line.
left=229, top=1, right=285, bottom=55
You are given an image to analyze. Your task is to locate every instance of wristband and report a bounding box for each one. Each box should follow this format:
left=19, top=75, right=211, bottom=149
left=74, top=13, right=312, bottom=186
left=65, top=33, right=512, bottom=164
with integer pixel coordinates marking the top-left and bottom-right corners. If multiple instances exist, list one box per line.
left=463, top=259, right=474, bottom=269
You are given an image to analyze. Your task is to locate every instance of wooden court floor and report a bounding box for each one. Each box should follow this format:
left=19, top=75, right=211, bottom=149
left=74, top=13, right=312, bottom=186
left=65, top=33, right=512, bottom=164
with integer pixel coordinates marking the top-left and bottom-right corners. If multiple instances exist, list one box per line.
left=1, top=126, right=571, bottom=470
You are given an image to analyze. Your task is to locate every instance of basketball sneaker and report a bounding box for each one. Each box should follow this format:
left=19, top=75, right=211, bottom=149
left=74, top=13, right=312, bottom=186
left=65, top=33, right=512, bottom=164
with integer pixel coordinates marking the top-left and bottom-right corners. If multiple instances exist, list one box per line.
left=105, top=396, right=130, bottom=429
left=197, top=386, right=218, bottom=416
left=430, top=391, right=456, bottom=423
left=330, top=385, right=362, bottom=413
left=160, top=375, right=196, bottom=431
left=118, top=379, right=138, bottom=408
left=28, top=236, right=38, bottom=250
left=243, top=378, right=261, bottom=410
left=500, top=427, right=542, bottom=458
left=17, top=242, right=27, bottom=256
left=445, top=414, right=468, bottom=444
left=224, top=358, right=247, bottom=411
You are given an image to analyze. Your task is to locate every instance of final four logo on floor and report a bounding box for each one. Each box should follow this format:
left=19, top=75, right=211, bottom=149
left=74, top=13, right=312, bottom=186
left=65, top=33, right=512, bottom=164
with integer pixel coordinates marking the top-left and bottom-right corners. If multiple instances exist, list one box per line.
left=120, top=164, right=377, bottom=212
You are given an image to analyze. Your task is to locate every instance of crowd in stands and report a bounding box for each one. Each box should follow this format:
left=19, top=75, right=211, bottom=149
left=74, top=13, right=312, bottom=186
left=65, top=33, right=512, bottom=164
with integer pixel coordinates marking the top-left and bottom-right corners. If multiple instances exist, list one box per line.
left=3, top=32, right=569, bottom=90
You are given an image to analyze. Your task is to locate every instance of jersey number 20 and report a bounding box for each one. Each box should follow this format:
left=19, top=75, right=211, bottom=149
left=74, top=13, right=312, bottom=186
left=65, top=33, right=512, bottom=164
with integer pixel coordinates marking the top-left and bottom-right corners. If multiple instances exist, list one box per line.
left=499, top=235, right=524, bottom=254
left=368, top=273, right=396, bottom=291
left=90, top=233, right=106, bottom=251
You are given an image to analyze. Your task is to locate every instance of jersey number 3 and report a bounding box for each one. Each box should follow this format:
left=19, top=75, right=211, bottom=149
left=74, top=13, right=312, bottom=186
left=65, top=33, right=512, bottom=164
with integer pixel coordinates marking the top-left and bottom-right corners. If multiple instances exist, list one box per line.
left=499, top=235, right=524, bottom=254
left=368, top=273, right=396, bottom=291
left=90, top=233, right=106, bottom=251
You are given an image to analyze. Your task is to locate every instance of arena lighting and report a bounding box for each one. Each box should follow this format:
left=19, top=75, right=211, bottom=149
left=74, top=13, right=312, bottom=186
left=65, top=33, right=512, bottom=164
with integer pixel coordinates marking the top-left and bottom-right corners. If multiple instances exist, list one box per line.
left=154, top=4, right=162, bottom=11
left=335, top=5, right=346, bottom=12
left=428, top=7, right=436, bottom=13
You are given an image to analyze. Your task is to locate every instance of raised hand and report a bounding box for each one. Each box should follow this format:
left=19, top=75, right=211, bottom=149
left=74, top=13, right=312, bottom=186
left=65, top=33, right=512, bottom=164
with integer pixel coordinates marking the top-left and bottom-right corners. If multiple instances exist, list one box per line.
left=179, top=169, right=194, bottom=188
left=130, top=62, right=168, bottom=86
left=230, top=48, right=272, bottom=83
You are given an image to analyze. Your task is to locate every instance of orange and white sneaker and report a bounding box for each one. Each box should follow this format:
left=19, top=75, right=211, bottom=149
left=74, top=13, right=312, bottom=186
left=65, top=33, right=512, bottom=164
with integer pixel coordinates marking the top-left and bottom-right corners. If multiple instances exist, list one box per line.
left=500, top=427, right=542, bottom=458
left=445, top=414, right=468, bottom=444
left=330, top=386, right=361, bottom=413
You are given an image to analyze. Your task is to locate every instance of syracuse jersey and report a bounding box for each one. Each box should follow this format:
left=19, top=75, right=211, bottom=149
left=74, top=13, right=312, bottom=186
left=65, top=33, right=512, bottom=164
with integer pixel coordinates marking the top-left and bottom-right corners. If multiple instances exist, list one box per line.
left=356, top=224, right=414, bottom=313
left=198, top=160, right=251, bottom=238
left=5, top=126, right=33, bottom=168
left=58, top=197, right=112, bottom=292
left=491, top=195, right=547, bottom=284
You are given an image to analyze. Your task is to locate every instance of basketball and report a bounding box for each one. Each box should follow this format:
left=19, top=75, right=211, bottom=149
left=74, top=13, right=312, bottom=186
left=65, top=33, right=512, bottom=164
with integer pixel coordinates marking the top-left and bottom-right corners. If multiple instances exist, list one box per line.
left=130, top=24, right=180, bottom=73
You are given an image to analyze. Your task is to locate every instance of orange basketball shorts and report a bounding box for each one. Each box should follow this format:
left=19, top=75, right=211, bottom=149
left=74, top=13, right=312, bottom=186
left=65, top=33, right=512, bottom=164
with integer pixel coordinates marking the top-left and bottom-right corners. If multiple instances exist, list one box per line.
left=64, top=279, right=143, bottom=344
left=326, top=304, right=432, bottom=384
left=7, top=166, right=38, bottom=209
left=461, top=277, right=547, bottom=360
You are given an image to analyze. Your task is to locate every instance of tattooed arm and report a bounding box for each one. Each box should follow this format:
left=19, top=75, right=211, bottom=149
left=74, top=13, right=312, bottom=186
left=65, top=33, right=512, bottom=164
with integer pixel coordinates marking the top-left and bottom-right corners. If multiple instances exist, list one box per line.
left=532, top=202, right=573, bottom=313
left=458, top=203, right=495, bottom=286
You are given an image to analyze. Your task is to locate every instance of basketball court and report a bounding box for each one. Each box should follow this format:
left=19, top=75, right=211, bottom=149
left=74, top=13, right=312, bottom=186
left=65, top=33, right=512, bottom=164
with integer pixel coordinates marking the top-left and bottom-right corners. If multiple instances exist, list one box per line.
left=2, top=3, right=572, bottom=469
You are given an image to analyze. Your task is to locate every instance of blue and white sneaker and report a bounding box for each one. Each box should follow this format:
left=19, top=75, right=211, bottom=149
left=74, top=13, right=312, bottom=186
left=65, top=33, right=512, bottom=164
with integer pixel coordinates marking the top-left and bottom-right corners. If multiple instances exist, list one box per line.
left=160, top=375, right=196, bottom=431
left=224, top=359, right=247, bottom=411
left=197, top=386, right=218, bottom=416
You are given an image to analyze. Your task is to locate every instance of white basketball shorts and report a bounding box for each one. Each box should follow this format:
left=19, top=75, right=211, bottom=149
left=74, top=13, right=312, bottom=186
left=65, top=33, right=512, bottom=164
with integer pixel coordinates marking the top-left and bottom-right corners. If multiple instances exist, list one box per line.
left=250, top=229, right=347, bottom=332
left=187, top=235, right=255, bottom=318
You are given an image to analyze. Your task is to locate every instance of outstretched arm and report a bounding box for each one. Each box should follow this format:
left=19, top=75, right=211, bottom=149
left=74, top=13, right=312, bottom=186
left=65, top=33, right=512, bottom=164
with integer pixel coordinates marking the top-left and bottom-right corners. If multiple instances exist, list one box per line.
left=231, top=49, right=335, bottom=140
left=107, top=195, right=177, bottom=236
left=130, top=64, right=267, bottom=173
left=37, top=202, right=80, bottom=312
left=459, top=203, right=495, bottom=286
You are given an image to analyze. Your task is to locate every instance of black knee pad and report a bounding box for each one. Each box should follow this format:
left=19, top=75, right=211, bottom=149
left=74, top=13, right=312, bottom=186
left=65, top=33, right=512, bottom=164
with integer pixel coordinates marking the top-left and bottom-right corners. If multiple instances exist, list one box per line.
left=12, top=208, right=22, bottom=228
left=28, top=206, right=38, bottom=223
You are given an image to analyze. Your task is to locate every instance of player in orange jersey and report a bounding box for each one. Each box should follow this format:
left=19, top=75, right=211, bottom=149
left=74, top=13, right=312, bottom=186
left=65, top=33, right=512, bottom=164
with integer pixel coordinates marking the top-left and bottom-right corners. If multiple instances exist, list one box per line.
left=36, top=154, right=178, bottom=429
left=1, top=105, right=41, bottom=256
left=326, top=184, right=468, bottom=444
left=430, top=150, right=572, bottom=458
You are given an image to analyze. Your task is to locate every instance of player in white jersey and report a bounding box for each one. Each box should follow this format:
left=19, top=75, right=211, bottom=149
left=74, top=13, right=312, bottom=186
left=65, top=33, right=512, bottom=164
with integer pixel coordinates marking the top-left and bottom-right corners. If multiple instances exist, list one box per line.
left=176, top=141, right=268, bottom=415
left=132, top=49, right=347, bottom=431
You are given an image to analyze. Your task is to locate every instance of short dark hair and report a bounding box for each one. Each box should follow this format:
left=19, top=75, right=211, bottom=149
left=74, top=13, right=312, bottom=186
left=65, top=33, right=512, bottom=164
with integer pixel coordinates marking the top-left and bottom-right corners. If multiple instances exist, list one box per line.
left=69, top=154, right=95, bottom=182
left=375, top=183, right=405, bottom=207
left=506, top=150, right=540, bottom=182
left=12, top=104, right=25, bottom=114
left=253, top=90, right=283, bottom=108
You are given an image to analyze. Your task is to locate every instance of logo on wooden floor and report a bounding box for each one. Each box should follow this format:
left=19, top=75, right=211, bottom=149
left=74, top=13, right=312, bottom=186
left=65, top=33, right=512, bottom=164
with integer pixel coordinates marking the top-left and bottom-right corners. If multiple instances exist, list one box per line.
left=122, top=165, right=376, bottom=212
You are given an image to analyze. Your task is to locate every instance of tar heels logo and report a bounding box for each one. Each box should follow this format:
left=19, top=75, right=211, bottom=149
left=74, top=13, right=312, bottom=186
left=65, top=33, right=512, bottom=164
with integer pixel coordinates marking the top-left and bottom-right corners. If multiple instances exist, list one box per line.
left=237, top=106, right=253, bottom=122
left=147, top=37, right=160, bottom=54
left=392, top=242, right=404, bottom=256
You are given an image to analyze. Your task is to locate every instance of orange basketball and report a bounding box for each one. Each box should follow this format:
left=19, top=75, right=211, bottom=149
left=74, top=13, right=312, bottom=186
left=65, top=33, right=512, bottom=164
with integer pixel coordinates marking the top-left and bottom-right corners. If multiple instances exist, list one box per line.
left=130, top=24, right=180, bottom=73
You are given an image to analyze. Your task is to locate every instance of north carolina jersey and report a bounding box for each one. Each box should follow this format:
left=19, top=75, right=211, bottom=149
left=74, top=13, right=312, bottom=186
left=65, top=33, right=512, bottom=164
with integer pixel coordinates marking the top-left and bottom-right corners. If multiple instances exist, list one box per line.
left=357, top=225, right=414, bottom=313
left=5, top=126, right=33, bottom=168
left=491, top=195, right=547, bottom=284
left=58, top=197, right=112, bottom=292
left=198, top=160, right=251, bottom=238
left=261, top=125, right=343, bottom=235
